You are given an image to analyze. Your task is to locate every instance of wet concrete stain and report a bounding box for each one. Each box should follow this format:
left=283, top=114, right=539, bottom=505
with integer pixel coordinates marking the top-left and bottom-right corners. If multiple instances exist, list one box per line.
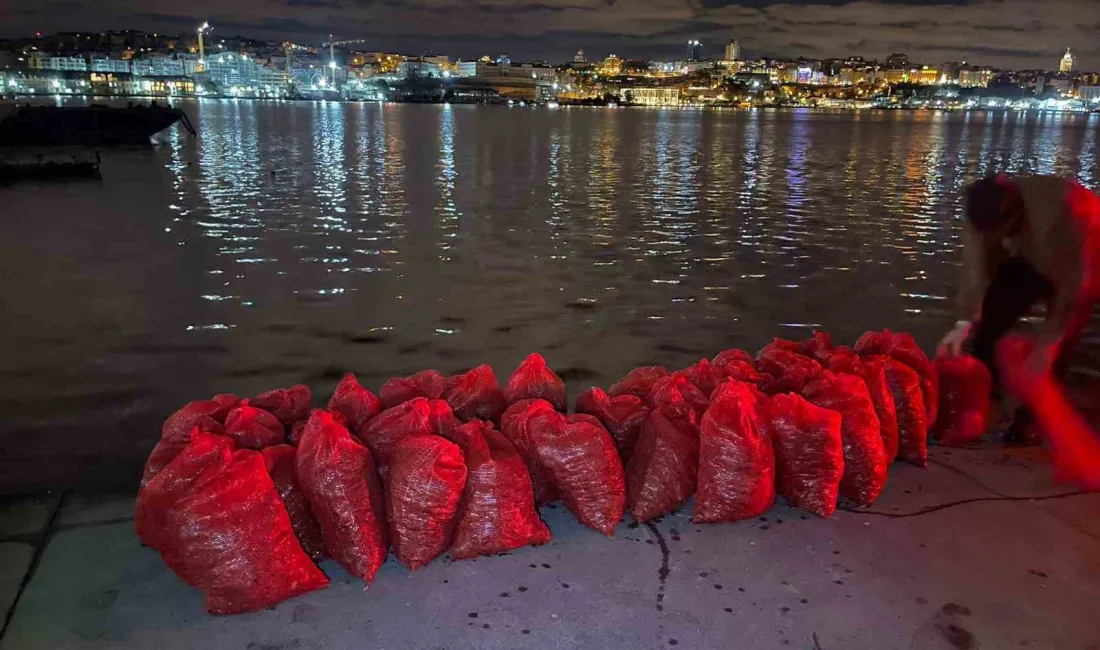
left=1026, top=569, right=1048, bottom=579
left=941, top=603, right=972, bottom=617
left=467, top=612, right=478, bottom=618
left=517, top=586, right=528, bottom=592
left=644, top=521, right=671, bottom=612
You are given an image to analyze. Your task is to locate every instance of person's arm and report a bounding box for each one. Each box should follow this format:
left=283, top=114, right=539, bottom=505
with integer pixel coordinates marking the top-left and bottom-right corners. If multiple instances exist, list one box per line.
left=956, top=223, right=987, bottom=321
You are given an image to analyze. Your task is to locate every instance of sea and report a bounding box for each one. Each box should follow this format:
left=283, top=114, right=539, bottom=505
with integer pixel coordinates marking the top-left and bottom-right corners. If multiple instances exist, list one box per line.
left=2, top=101, right=1098, bottom=492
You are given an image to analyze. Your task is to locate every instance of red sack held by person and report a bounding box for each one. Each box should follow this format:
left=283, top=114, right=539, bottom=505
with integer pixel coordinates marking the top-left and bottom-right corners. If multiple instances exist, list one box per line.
left=295, top=410, right=389, bottom=584
left=871, top=356, right=928, bottom=466
left=444, top=364, right=507, bottom=423
left=802, top=371, right=888, bottom=506
left=712, top=349, right=754, bottom=368
left=161, top=393, right=240, bottom=444
left=500, top=399, right=562, bottom=504
left=261, top=445, right=327, bottom=562
left=327, top=373, right=383, bottom=436
left=428, top=398, right=460, bottom=440
left=719, top=360, right=765, bottom=386
left=626, top=398, right=700, bottom=522
left=358, top=397, right=434, bottom=468
left=681, top=358, right=727, bottom=398
left=530, top=412, right=626, bottom=535
left=575, top=387, right=650, bottom=462
left=504, top=353, right=567, bottom=411
left=648, top=373, right=709, bottom=417
left=694, top=381, right=775, bottom=523
left=759, top=393, right=844, bottom=518
left=379, top=370, right=446, bottom=410
left=449, top=420, right=552, bottom=560
left=250, top=385, right=311, bottom=428
left=386, top=434, right=467, bottom=570
left=855, top=329, right=939, bottom=425
left=223, top=400, right=285, bottom=449
left=288, top=420, right=307, bottom=447
left=140, top=432, right=328, bottom=615
left=798, top=331, right=835, bottom=362
left=756, top=349, right=824, bottom=395
left=932, top=355, right=992, bottom=446
left=609, top=365, right=670, bottom=399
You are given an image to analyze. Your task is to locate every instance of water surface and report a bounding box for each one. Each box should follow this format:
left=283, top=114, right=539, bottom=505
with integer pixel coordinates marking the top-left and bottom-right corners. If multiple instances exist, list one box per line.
left=2, top=103, right=1097, bottom=491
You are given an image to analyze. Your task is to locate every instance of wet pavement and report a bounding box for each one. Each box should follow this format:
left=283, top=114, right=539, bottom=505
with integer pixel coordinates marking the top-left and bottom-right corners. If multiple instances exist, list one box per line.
left=1, top=445, right=1097, bottom=650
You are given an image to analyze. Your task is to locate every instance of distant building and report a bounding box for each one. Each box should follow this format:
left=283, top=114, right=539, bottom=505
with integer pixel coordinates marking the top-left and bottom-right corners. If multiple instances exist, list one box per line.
left=1048, top=75, right=1072, bottom=96
left=131, top=56, right=185, bottom=77
left=398, top=58, right=444, bottom=79
left=597, top=55, right=623, bottom=76
left=1080, top=86, right=1100, bottom=105
left=724, top=39, right=741, bottom=62
left=1060, top=48, right=1075, bottom=73
left=626, top=86, right=680, bottom=106
left=573, top=49, right=587, bottom=64
left=958, top=65, right=994, bottom=88
left=885, top=53, right=909, bottom=68
left=687, top=40, right=702, bottom=62
left=89, top=56, right=131, bottom=73
left=26, top=52, right=87, bottom=72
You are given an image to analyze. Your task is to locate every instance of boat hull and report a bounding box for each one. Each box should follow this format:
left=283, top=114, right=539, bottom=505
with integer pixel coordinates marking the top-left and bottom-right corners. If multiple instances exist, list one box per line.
left=0, top=105, right=185, bottom=147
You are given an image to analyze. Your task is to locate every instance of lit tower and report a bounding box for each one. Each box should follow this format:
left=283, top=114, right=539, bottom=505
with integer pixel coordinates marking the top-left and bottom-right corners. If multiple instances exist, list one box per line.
left=196, top=22, right=210, bottom=72
left=687, top=39, right=702, bottom=61
left=724, top=39, right=741, bottom=62
left=1060, top=47, right=1075, bottom=73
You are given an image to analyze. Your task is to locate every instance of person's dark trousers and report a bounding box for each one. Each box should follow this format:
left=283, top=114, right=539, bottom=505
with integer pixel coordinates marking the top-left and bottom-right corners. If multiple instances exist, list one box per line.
left=966, top=257, right=1093, bottom=441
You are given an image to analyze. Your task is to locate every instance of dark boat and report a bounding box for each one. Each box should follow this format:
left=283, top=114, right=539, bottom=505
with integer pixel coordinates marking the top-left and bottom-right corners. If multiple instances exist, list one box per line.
left=0, top=103, right=196, bottom=147
left=0, top=158, right=100, bottom=183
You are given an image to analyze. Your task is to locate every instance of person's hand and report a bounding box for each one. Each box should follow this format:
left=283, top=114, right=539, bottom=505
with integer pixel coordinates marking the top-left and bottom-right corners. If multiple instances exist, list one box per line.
left=937, top=320, right=971, bottom=357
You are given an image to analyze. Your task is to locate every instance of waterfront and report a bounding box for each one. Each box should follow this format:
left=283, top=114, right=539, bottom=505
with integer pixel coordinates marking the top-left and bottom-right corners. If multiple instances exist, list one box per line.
left=1, top=103, right=1098, bottom=492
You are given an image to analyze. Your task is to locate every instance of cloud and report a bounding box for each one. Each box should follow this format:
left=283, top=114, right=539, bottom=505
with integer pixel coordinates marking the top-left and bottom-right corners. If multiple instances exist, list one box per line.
left=0, top=0, right=1093, bottom=69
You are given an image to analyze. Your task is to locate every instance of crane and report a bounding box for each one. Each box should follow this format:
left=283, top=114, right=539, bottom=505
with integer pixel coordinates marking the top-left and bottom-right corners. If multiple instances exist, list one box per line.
left=321, top=35, right=368, bottom=88
left=282, top=41, right=311, bottom=76
left=196, top=22, right=211, bottom=72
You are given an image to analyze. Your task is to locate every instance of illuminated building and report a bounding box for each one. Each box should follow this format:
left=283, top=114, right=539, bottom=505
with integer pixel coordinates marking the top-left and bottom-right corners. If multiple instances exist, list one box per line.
left=724, top=39, right=741, bottom=62
left=1059, top=48, right=1075, bottom=73
left=687, top=40, right=702, bottom=62
left=915, top=66, right=939, bottom=85
left=958, top=66, right=994, bottom=88
left=89, top=56, right=131, bottom=73
left=597, top=55, right=623, bottom=76
left=26, top=53, right=87, bottom=71
left=1080, top=86, right=1100, bottom=105
left=885, top=53, right=909, bottom=68
left=574, top=49, right=587, bottom=64
left=625, top=86, right=680, bottom=106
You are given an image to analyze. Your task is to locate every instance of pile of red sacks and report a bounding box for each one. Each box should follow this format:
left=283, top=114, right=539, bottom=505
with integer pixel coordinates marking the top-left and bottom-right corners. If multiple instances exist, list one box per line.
left=136, top=335, right=991, bottom=615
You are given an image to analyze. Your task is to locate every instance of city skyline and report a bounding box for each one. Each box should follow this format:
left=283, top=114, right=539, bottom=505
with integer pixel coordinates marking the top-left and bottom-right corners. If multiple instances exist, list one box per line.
left=0, top=0, right=1096, bottom=71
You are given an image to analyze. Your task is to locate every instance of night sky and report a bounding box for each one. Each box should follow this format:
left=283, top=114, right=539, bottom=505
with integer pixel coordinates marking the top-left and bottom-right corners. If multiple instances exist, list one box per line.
left=0, top=0, right=1095, bottom=70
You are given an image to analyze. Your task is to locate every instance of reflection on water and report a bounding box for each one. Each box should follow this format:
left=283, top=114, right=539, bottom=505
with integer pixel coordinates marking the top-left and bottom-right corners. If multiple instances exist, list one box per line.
left=2, top=104, right=1098, bottom=491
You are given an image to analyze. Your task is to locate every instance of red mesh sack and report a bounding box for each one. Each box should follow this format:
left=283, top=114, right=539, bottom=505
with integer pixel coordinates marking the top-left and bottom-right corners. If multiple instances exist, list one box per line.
left=141, top=418, right=224, bottom=487
left=250, top=385, right=311, bottom=428
left=223, top=401, right=285, bottom=449
left=386, top=434, right=467, bottom=570
left=872, top=356, right=928, bottom=466
left=500, top=399, right=561, bottom=504
left=444, top=364, right=507, bottom=422
left=712, top=349, right=754, bottom=368
left=261, top=445, right=327, bottom=562
left=140, top=432, right=328, bottom=614
left=825, top=350, right=901, bottom=462
left=503, top=353, right=567, bottom=411
left=756, top=349, right=824, bottom=395
left=609, top=365, right=670, bottom=399
left=854, top=330, right=939, bottom=424
left=721, top=360, right=765, bottom=386
left=694, top=381, right=775, bottom=523
left=648, top=373, right=709, bottom=417
left=288, top=421, right=307, bottom=447
left=449, top=421, right=551, bottom=560
left=575, top=387, right=650, bottom=461
left=379, top=370, right=446, bottom=409
left=161, top=393, right=240, bottom=444
left=757, top=337, right=802, bottom=357
left=626, top=402, right=700, bottom=522
left=681, top=358, right=727, bottom=398
left=759, top=393, right=844, bottom=518
left=932, top=355, right=992, bottom=446
left=327, top=373, right=383, bottom=436
left=530, top=412, right=626, bottom=535
left=295, top=410, right=389, bottom=584
left=798, top=331, right=835, bottom=362
left=802, top=372, right=888, bottom=506
left=136, top=430, right=236, bottom=551
left=428, top=398, right=460, bottom=440
left=359, top=398, right=433, bottom=467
